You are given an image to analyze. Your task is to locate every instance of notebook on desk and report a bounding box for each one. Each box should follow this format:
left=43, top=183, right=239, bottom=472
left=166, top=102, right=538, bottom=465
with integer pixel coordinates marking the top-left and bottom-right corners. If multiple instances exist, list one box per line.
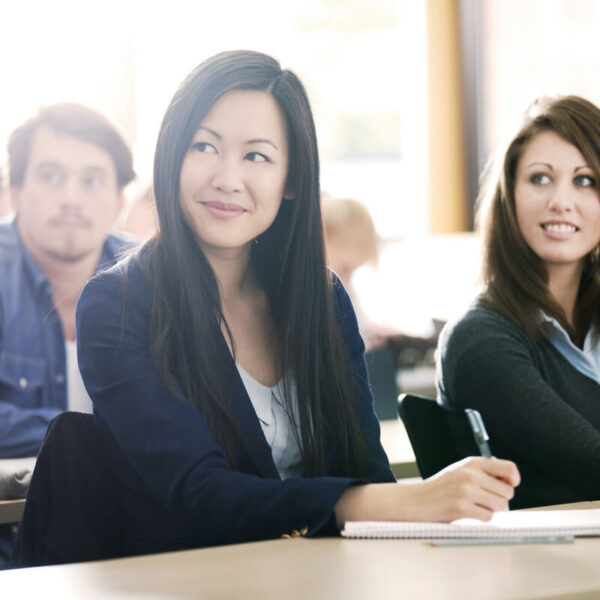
left=341, top=508, right=600, bottom=539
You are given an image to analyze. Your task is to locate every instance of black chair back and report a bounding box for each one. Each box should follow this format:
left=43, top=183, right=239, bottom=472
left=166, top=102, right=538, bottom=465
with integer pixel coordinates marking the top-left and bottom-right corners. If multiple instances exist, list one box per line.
left=10, top=412, right=124, bottom=568
left=397, top=393, right=462, bottom=479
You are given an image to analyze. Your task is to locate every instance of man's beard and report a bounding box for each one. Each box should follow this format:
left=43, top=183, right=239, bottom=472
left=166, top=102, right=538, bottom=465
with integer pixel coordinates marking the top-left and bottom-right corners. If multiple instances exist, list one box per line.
left=42, top=233, right=96, bottom=263
left=43, top=247, right=95, bottom=263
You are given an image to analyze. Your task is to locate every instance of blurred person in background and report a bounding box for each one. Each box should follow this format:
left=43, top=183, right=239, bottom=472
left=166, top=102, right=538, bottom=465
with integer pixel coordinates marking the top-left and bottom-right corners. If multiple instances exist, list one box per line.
left=0, top=102, right=136, bottom=568
left=321, top=194, right=386, bottom=351
left=322, top=194, right=438, bottom=418
left=0, top=103, right=136, bottom=460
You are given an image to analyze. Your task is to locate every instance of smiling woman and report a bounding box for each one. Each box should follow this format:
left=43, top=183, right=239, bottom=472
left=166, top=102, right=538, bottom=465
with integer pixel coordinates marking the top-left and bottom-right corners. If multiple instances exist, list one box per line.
left=514, top=130, right=600, bottom=284
left=437, top=95, right=600, bottom=509
left=70, top=50, right=519, bottom=561
left=179, top=90, right=291, bottom=257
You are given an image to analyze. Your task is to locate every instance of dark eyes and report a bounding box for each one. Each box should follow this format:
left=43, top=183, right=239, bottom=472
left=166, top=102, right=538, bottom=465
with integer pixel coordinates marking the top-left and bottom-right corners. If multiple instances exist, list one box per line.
left=245, top=152, right=269, bottom=163
left=191, top=143, right=269, bottom=163
left=192, top=142, right=217, bottom=154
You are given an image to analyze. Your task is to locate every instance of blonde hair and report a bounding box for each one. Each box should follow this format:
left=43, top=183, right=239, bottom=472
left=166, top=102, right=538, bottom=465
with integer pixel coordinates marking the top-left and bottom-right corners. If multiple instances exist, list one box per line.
left=321, top=194, right=378, bottom=266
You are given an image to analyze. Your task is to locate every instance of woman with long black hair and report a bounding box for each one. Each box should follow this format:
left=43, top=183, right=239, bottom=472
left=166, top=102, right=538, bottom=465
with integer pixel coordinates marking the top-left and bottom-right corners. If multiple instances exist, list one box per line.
left=76, top=50, right=518, bottom=554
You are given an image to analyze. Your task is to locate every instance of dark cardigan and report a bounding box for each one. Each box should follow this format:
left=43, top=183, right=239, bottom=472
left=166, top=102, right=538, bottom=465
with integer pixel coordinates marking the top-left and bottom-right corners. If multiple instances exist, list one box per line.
left=437, top=304, right=600, bottom=509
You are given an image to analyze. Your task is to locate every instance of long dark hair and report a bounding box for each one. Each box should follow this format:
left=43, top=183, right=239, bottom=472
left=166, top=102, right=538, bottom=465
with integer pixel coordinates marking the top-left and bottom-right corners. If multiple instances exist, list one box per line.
left=140, top=50, right=367, bottom=477
left=478, top=95, right=600, bottom=345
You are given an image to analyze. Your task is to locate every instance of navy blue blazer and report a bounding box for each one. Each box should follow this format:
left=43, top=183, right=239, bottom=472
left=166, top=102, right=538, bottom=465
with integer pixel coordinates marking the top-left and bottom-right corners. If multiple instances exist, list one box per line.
left=76, top=252, right=394, bottom=554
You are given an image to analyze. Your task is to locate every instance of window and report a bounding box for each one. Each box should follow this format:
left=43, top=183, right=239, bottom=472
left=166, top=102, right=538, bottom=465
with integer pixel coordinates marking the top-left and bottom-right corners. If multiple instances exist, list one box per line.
left=1, top=0, right=428, bottom=238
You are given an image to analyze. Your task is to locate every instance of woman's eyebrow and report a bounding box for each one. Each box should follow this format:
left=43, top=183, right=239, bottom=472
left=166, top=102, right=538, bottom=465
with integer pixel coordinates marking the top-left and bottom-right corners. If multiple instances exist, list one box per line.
left=245, top=138, right=279, bottom=150
left=196, top=127, right=279, bottom=151
left=196, top=125, right=221, bottom=139
left=524, top=161, right=553, bottom=170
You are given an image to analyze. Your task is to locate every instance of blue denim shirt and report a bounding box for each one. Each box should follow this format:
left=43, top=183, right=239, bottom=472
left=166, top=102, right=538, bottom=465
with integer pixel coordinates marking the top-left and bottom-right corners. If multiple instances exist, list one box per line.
left=0, top=219, right=135, bottom=457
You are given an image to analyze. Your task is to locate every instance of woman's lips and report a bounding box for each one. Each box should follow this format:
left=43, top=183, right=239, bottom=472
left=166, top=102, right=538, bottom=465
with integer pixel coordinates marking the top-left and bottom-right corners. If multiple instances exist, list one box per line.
left=540, top=221, right=578, bottom=240
left=201, top=201, right=246, bottom=219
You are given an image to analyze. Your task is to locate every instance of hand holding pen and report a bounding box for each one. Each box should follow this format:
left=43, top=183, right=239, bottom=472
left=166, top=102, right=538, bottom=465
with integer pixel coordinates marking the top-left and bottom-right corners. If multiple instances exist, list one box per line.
left=465, top=407, right=522, bottom=488
left=465, top=408, right=493, bottom=457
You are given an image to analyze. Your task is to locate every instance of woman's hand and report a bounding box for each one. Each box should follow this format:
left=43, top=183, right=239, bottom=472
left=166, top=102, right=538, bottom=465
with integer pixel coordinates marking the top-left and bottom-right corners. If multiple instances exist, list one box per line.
left=405, top=457, right=521, bottom=521
left=334, top=457, right=520, bottom=528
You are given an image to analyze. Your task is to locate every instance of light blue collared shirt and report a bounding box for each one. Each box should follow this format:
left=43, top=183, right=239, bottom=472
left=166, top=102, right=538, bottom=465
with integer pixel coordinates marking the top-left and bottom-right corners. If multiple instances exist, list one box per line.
left=541, top=314, right=600, bottom=384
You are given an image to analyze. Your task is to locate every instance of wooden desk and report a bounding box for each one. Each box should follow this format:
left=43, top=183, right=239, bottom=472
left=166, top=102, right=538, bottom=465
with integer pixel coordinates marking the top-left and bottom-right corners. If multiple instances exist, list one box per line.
left=0, top=499, right=25, bottom=525
left=3, top=502, right=600, bottom=598
left=0, top=456, right=35, bottom=525
left=379, top=418, right=419, bottom=479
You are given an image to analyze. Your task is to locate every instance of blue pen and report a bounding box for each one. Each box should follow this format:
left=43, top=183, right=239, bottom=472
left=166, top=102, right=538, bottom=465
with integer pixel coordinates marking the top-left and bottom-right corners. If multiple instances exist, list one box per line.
left=465, top=408, right=492, bottom=457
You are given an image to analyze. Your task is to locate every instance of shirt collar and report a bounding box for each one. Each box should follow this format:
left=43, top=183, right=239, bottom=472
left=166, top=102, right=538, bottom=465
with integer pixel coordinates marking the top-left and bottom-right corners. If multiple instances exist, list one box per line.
left=12, top=217, right=123, bottom=294
left=540, top=310, right=600, bottom=383
left=539, top=310, right=598, bottom=347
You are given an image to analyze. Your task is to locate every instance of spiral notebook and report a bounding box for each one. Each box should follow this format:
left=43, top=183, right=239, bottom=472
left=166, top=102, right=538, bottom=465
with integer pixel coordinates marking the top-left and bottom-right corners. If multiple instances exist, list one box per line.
left=341, top=508, right=600, bottom=539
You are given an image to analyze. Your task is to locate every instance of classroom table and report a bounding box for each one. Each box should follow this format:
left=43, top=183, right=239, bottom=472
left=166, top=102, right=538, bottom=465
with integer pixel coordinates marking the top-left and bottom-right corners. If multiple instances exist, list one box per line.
left=379, top=417, right=419, bottom=479
left=2, top=501, right=600, bottom=598
left=0, top=456, right=36, bottom=525
left=0, top=500, right=25, bottom=526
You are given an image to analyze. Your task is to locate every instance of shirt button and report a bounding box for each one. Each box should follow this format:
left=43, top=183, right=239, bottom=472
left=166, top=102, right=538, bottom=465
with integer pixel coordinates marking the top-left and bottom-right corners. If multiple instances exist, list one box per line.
left=19, top=377, right=28, bottom=389
left=55, top=373, right=65, bottom=385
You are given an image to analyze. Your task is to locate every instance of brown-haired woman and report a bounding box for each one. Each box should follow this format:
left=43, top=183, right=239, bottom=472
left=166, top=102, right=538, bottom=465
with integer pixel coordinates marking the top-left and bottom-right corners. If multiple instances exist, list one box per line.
left=437, top=95, right=600, bottom=509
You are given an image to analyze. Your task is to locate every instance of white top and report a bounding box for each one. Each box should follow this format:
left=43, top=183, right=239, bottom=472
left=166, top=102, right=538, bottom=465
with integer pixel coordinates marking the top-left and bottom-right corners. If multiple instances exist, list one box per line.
left=236, top=363, right=303, bottom=479
left=65, top=341, right=93, bottom=414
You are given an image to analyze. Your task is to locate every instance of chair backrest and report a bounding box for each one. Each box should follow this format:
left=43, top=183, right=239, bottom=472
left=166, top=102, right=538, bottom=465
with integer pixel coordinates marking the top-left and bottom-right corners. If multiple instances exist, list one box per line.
left=10, top=412, right=124, bottom=567
left=11, top=412, right=204, bottom=568
left=397, top=393, right=461, bottom=479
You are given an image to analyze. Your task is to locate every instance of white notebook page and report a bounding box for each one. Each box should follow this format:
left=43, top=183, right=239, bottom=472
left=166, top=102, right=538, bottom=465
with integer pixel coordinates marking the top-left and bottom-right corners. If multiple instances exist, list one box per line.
left=341, top=508, right=600, bottom=539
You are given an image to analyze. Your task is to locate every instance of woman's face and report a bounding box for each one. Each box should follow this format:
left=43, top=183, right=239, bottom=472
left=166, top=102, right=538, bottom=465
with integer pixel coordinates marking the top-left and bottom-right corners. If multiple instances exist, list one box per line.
left=179, top=89, right=289, bottom=258
left=514, top=130, right=600, bottom=277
